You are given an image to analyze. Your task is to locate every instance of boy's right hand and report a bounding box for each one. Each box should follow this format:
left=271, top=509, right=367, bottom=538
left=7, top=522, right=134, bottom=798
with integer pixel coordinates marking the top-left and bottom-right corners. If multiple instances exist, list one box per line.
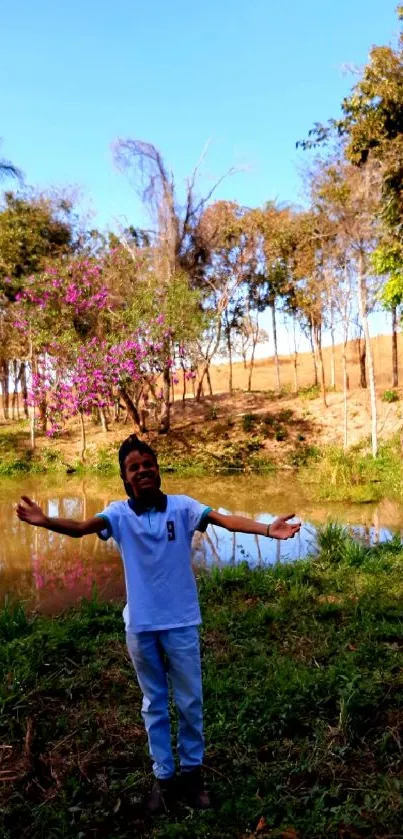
left=17, top=496, right=48, bottom=528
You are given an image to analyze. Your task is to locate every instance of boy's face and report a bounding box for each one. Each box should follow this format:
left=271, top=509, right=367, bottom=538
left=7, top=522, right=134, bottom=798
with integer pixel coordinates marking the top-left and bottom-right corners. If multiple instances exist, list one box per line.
left=122, top=450, right=160, bottom=499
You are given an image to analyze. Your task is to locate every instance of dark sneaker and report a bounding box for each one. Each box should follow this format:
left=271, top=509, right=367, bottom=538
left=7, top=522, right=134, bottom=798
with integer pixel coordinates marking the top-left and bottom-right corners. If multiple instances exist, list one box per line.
left=148, top=776, right=176, bottom=814
left=179, top=766, right=211, bottom=810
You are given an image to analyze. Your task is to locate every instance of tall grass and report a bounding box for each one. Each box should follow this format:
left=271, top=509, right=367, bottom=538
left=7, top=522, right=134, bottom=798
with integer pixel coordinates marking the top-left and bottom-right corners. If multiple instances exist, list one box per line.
left=301, top=437, right=403, bottom=502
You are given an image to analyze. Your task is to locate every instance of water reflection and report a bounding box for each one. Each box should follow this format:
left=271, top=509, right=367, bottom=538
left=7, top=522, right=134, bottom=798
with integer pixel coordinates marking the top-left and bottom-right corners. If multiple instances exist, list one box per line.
left=1, top=474, right=403, bottom=614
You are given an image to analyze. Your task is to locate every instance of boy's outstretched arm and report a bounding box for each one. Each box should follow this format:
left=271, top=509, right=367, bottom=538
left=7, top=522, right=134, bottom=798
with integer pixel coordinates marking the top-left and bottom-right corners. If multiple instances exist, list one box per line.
left=16, top=496, right=105, bottom=538
left=206, top=510, right=300, bottom=540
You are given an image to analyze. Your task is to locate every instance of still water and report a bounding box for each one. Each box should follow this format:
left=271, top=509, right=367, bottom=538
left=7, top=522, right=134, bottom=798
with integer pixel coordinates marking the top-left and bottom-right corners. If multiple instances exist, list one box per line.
left=1, top=474, right=402, bottom=614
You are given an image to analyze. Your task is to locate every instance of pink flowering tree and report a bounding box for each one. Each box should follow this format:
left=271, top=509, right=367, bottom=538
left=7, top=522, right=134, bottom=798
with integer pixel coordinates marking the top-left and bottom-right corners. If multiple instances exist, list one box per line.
left=13, top=258, right=174, bottom=454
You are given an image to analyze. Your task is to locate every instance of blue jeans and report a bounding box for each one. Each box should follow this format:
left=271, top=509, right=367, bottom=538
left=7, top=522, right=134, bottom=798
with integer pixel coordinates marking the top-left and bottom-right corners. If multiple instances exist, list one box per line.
left=126, top=625, right=204, bottom=779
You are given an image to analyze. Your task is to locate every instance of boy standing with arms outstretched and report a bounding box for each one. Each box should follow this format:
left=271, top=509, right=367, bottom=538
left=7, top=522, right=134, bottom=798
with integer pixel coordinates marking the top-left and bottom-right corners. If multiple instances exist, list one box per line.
left=17, top=435, right=300, bottom=812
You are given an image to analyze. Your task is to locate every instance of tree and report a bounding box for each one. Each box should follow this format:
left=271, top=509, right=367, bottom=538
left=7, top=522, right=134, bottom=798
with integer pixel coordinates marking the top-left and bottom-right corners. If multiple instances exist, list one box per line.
left=299, top=8, right=403, bottom=415
left=248, top=204, right=294, bottom=390
left=197, top=201, right=256, bottom=396
left=0, top=192, right=75, bottom=425
left=310, top=158, right=382, bottom=455
left=113, top=139, right=237, bottom=430
left=372, top=242, right=403, bottom=387
left=289, top=209, right=332, bottom=407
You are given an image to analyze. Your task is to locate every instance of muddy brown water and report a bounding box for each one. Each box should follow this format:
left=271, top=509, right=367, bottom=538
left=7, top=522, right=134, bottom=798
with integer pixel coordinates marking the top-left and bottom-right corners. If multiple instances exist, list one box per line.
left=1, top=474, right=402, bottom=614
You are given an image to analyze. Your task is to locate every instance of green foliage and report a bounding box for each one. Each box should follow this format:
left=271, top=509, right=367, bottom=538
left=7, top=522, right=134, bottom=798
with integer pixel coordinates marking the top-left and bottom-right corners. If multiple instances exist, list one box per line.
left=299, top=384, right=320, bottom=400
left=302, top=439, right=403, bottom=502
left=373, top=243, right=403, bottom=308
left=242, top=413, right=257, bottom=432
left=0, top=598, right=31, bottom=641
left=382, top=389, right=399, bottom=403
left=0, top=192, right=74, bottom=294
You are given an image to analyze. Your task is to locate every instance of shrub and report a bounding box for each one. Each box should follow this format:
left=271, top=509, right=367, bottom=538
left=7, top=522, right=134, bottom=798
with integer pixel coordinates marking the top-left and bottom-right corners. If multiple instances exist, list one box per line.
left=242, top=413, right=257, bottom=433
left=382, top=389, right=399, bottom=403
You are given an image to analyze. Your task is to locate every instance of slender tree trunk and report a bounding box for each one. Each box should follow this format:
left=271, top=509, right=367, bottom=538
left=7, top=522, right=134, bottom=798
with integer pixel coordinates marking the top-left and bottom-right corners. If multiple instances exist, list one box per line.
left=196, top=363, right=209, bottom=401
left=206, top=366, right=213, bottom=397
left=227, top=327, right=233, bottom=394
left=39, top=399, right=47, bottom=434
left=342, top=330, right=348, bottom=450
left=20, top=362, right=28, bottom=419
left=292, top=318, right=299, bottom=394
left=29, top=342, right=36, bottom=451
left=99, top=407, right=108, bottom=432
left=330, top=306, right=336, bottom=390
left=392, top=306, right=398, bottom=388
left=248, top=339, right=257, bottom=392
left=79, top=411, right=87, bottom=463
left=159, top=363, right=171, bottom=434
left=118, top=387, right=141, bottom=429
left=271, top=303, right=281, bottom=390
left=181, top=361, right=187, bottom=403
left=358, top=251, right=377, bottom=457
left=312, top=323, right=327, bottom=407
left=309, top=326, right=318, bottom=386
left=1, top=359, right=10, bottom=421
left=357, top=335, right=367, bottom=388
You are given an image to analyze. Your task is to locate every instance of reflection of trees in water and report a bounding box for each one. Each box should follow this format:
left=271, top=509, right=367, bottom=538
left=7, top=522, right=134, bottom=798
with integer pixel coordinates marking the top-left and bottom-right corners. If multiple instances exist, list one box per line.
left=2, top=479, right=403, bottom=611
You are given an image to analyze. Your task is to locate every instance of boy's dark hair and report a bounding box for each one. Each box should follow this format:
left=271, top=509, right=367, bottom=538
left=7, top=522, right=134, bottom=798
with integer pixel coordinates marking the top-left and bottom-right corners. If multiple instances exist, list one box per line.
left=118, top=436, right=159, bottom=496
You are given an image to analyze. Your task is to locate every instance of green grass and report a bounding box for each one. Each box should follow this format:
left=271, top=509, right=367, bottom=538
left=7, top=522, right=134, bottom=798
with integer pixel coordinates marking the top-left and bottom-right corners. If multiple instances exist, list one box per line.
left=300, top=438, right=403, bottom=503
left=2, top=532, right=403, bottom=837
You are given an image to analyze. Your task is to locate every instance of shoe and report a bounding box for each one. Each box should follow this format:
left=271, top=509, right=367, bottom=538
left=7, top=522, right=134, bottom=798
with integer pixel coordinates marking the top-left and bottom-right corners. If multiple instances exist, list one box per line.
left=179, top=766, right=211, bottom=810
left=147, top=776, right=176, bottom=814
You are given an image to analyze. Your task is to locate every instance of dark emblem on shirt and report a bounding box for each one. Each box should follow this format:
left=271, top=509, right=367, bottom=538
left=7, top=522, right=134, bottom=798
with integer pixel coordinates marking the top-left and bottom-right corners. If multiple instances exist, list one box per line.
left=167, top=521, right=176, bottom=541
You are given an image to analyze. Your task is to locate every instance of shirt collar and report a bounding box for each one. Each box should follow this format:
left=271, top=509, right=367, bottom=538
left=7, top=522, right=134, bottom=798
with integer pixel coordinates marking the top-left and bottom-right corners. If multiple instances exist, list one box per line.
left=128, top=492, right=168, bottom=515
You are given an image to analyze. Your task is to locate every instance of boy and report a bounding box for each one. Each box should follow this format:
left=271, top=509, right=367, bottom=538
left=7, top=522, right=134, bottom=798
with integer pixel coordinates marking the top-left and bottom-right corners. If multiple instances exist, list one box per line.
left=17, top=434, right=300, bottom=813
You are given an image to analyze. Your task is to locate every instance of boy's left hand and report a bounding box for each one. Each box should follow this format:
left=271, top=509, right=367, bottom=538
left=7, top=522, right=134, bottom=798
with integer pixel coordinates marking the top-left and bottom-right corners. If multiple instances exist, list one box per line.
left=269, top=514, right=300, bottom=540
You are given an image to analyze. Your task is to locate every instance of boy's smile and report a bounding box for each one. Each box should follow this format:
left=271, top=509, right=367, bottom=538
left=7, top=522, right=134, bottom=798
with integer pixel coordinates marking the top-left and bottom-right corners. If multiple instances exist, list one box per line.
left=123, top=450, right=161, bottom=500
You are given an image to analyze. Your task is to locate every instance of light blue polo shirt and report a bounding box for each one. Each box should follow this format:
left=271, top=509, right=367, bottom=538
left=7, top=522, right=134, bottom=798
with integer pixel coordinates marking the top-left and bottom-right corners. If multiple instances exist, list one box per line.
left=96, top=494, right=211, bottom=633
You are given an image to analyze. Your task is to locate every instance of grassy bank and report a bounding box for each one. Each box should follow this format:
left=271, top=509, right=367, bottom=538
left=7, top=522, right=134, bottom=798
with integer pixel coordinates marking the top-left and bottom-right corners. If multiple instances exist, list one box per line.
left=2, top=529, right=403, bottom=838
left=300, top=438, right=403, bottom=503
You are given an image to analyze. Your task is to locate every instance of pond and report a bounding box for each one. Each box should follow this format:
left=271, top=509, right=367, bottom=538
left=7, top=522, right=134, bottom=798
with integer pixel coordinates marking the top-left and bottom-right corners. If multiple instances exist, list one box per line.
left=1, top=474, right=403, bottom=614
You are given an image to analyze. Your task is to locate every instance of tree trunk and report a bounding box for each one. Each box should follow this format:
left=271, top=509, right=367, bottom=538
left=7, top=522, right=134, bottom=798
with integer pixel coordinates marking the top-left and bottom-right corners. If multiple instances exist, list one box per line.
left=39, top=399, right=47, bottom=434
left=309, top=326, right=318, bottom=386
left=392, top=306, right=398, bottom=388
left=358, top=251, right=377, bottom=457
left=312, top=322, right=327, bottom=407
left=330, top=306, right=336, bottom=390
left=181, top=361, right=187, bottom=403
left=292, top=318, right=299, bottom=394
left=20, top=362, right=29, bottom=419
left=342, top=332, right=348, bottom=450
left=248, top=339, right=257, bottom=392
left=206, top=366, right=213, bottom=397
left=29, top=345, right=36, bottom=451
left=227, top=327, right=233, bottom=394
left=357, top=335, right=367, bottom=388
left=1, top=359, right=10, bottom=421
left=159, top=363, right=171, bottom=434
left=99, top=407, right=108, bottom=432
left=196, top=363, right=209, bottom=401
left=271, top=303, right=281, bottom=390
left=118, top=387, right=141, bottom=429
left=79, top=411, right=87, bottom=463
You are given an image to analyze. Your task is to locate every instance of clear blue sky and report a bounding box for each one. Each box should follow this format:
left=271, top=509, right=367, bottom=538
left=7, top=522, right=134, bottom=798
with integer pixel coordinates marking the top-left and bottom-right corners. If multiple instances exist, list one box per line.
left=0, top=1, right=398, bottom=353
left=1, top=0, right=398, bottom=231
